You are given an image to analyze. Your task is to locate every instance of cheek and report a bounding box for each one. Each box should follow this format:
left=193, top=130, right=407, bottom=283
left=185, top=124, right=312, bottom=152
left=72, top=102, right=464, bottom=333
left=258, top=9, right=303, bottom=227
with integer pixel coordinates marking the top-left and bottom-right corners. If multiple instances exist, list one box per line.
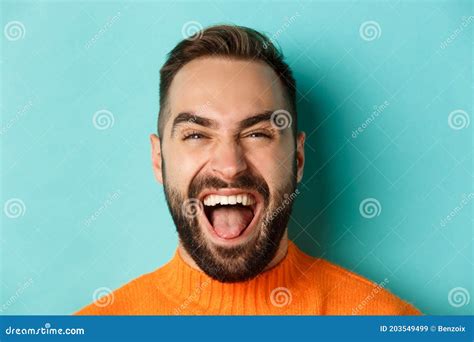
left=163, top=143, right=209, bottom=189
left=247, top=143, right=295, bottom=191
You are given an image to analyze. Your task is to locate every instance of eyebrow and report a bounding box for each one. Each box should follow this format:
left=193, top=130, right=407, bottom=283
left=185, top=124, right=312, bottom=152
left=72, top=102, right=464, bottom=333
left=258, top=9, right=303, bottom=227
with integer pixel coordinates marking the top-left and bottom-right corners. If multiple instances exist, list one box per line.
left=238, top=111, right=274, bottom=130
left=171, top=112, right=218, bottom=136
left=171, top=110, right=277, bottom=136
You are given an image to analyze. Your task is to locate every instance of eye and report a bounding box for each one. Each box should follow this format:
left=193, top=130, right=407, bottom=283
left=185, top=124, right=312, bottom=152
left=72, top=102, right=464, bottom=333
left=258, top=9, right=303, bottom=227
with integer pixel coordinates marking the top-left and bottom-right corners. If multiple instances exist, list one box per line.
left=183, top=132, right=206, bottom=140
left=245, top=131, right=272, bottom=139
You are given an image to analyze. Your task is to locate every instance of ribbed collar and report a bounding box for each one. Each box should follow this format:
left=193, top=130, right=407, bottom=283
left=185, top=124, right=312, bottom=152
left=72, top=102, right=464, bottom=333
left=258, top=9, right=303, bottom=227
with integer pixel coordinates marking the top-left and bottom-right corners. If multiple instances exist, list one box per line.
left=154, top=240, right=311, bottom=314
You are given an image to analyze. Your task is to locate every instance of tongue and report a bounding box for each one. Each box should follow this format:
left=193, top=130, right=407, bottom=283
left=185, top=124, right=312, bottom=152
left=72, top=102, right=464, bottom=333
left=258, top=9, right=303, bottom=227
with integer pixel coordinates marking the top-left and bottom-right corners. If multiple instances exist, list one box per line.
left=210, top=206, right=254, bottom=239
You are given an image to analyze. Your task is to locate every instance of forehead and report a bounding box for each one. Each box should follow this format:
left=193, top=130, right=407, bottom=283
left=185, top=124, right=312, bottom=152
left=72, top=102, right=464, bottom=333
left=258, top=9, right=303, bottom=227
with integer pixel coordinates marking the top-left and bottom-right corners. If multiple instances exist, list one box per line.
left=166, top=57, right=288, bottom=128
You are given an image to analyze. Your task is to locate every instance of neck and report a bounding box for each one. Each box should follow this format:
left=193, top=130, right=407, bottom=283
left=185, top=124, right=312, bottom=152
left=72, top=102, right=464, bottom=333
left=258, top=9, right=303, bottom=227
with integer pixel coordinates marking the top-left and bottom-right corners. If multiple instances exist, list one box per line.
left=157, top=236, right=305, bottom=315
left=178, top=230, right=289, bottom=275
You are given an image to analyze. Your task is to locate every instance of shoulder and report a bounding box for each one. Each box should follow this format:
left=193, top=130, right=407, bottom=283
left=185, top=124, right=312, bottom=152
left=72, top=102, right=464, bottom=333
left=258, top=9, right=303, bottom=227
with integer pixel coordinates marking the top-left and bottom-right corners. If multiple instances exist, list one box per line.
left=294, top=248, right=421, bottom=315
left=74, top=269, right=160, bottom=315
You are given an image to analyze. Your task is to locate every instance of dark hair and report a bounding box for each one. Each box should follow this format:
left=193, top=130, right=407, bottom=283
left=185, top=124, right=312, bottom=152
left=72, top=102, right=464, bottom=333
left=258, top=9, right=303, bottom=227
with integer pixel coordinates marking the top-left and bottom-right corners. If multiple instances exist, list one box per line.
left=158, top=24, right=297, bottom=138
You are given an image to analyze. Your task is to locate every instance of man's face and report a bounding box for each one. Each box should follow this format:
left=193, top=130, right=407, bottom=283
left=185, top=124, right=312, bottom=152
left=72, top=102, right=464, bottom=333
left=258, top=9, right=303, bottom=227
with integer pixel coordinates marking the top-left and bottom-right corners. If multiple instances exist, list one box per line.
left=151, top=57, right=305, bottom=282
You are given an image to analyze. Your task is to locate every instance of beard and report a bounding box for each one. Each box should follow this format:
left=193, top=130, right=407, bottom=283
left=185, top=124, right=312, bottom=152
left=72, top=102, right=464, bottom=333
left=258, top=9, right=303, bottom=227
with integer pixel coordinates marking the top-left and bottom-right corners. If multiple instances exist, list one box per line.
left=162, top=160, right=297, bottom=283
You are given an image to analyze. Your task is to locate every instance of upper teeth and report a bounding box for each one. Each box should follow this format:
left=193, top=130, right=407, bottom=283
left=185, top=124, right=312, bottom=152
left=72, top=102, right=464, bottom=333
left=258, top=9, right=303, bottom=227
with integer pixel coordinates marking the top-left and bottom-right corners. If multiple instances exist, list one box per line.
left=203, top=194, right=255, bottom=206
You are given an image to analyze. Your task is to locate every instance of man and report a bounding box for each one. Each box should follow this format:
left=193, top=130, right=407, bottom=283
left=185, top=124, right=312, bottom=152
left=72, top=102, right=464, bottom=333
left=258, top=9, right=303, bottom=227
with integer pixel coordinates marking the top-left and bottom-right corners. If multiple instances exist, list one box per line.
left=76, top=24, right=421, bottom=315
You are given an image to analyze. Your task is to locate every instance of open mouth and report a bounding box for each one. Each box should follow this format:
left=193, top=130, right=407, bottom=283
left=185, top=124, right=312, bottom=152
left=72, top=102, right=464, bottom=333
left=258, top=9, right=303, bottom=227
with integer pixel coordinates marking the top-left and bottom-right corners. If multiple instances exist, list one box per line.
left=200, top=191, right=262, bottom=241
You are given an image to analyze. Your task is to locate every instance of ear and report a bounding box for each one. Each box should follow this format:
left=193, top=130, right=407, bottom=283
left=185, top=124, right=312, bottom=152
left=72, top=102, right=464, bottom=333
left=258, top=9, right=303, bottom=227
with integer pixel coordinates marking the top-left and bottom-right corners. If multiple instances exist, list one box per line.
left=150, top=134, right=163, bottom=184
left=295, top=132, right=305, bottom=183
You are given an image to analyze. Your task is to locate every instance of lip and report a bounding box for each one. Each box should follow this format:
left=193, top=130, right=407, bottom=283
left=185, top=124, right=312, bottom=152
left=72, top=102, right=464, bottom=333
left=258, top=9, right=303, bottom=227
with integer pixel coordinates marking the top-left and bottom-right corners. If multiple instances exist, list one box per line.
left=197, top=188, right=264, bottom=246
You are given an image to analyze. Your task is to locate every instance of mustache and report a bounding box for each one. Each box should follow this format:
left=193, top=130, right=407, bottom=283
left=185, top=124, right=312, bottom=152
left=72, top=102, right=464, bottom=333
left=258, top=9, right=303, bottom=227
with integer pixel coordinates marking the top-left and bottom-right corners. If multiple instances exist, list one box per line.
left=188, top=173, right=270, bottom=202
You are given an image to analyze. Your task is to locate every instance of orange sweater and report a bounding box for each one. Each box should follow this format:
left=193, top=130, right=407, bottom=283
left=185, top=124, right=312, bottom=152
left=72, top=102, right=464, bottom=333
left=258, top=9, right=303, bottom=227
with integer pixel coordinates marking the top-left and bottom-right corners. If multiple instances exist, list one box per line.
left=76, top=241, right=421, bottom=315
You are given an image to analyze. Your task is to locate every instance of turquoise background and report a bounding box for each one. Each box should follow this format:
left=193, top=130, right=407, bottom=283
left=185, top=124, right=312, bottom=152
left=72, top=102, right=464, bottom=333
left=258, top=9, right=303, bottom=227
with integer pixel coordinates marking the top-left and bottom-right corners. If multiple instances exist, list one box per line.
left=1, top=0, right=472, bottom=315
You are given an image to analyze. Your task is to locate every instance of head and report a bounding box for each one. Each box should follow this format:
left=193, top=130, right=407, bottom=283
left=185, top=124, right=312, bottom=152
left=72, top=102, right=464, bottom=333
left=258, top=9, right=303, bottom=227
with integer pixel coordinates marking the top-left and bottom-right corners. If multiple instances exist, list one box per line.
left=150, top=24, right=305, bottom=283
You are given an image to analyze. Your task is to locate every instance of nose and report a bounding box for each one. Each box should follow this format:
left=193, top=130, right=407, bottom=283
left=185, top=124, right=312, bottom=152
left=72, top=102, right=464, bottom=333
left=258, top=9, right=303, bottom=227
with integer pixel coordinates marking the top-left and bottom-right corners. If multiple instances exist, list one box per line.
left=210, top=140, right=248, bottom=181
